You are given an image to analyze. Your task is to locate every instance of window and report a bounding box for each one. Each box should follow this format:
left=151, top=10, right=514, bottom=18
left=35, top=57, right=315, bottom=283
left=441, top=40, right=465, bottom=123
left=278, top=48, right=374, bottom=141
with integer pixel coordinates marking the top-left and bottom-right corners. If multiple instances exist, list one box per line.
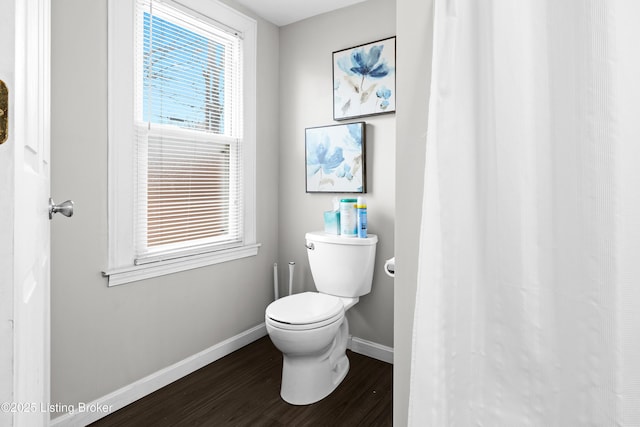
left=105, top=0, right=258, bottom=286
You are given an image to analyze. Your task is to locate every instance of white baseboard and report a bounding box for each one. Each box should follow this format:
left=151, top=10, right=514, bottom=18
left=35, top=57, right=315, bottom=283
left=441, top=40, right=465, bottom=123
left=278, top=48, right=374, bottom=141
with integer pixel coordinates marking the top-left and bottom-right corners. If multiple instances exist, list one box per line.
left=50, top=323, right=267, bottom=427
left=348, top=336, right=394, bottom=364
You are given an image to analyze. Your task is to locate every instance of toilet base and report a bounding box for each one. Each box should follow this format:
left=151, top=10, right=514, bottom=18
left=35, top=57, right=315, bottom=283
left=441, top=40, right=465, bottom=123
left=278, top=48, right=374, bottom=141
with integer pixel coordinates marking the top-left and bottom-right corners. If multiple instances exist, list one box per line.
left=280, top=353, right=349, bottom=405
left=279, top=318, right=350, bottom=405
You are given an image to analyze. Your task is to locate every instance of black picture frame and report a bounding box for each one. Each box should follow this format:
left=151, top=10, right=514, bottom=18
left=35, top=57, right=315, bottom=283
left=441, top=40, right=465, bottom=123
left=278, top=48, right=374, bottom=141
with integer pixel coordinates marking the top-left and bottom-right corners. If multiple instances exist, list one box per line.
left=305, top=122, right=366, bottom=193
left=332, top=36, right=396, bottom=121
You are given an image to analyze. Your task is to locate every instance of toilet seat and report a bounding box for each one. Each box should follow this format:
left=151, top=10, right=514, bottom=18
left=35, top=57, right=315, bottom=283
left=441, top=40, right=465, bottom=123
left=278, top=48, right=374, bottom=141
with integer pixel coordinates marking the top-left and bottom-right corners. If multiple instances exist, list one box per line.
left=266, top=292, right=344, bottom=331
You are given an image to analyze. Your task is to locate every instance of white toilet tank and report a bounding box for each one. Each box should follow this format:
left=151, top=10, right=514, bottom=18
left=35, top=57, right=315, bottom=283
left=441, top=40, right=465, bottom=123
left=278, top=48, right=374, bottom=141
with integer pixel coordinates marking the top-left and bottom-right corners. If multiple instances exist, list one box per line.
left=305, top=231, right=378, bottom=298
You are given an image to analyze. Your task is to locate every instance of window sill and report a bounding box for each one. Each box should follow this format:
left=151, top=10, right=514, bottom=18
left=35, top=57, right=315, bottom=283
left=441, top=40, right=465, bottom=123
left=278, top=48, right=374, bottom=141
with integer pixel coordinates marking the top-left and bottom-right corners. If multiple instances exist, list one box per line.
left=103, top=243, right=261, bottom=287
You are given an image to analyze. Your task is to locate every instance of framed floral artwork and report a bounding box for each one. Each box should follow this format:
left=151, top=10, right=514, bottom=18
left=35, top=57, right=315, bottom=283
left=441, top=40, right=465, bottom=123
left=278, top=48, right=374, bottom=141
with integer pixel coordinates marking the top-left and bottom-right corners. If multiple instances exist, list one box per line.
left=305, top=122, right=366, bottom=193
left=332, top=37, right=396, bottom=121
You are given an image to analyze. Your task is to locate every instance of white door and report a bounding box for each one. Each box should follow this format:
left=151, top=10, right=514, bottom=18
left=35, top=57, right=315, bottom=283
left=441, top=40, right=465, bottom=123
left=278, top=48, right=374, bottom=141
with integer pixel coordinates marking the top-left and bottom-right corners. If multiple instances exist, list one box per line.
left=0, top=0, right=51, bottom=426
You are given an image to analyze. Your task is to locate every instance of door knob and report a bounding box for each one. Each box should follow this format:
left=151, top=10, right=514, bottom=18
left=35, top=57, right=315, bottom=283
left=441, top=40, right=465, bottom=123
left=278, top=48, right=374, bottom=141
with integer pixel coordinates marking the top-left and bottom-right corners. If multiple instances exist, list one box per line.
left=49, top=198, right=74, bottom=219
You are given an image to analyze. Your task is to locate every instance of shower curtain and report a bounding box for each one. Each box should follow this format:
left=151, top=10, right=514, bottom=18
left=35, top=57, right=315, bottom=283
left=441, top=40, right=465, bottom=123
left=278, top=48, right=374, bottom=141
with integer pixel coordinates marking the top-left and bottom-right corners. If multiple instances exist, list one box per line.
left=409, top=0, right=640, bottom=425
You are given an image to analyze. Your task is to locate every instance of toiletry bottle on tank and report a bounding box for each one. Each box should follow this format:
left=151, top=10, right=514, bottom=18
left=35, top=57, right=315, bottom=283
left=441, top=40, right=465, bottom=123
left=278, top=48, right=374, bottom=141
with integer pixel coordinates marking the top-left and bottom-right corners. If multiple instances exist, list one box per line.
left=340, top=199, right=357, bottom=236
left=357, top=197, right=367, bottom=238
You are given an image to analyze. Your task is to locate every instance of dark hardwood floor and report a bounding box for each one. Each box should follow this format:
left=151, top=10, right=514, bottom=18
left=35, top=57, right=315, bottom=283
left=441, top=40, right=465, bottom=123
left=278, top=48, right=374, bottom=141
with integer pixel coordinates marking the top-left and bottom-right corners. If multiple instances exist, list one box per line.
left=89, top=336, right=392, bottom=427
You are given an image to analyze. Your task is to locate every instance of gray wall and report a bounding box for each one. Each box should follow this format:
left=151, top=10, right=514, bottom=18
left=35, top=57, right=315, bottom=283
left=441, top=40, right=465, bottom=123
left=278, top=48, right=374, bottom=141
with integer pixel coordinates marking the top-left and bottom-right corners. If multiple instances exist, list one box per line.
left=278, top=0, right=397, bottom=349
left=50, top=0, right=279, bottom=408
left=394, top=0, right=433, bottom=424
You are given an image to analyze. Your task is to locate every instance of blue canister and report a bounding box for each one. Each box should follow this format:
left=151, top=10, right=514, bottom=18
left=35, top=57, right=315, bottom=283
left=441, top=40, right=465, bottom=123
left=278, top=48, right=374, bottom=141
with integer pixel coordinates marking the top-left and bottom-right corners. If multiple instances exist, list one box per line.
left=356, top=197, right=367, bottom=238
left=339, top=199, right=357, bottom=237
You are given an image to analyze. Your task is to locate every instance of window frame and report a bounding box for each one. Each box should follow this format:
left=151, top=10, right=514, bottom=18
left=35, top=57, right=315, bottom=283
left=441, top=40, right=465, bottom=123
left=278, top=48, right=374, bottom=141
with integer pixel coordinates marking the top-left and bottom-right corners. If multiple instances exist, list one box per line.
left=105, top=0, right=258, bottom=286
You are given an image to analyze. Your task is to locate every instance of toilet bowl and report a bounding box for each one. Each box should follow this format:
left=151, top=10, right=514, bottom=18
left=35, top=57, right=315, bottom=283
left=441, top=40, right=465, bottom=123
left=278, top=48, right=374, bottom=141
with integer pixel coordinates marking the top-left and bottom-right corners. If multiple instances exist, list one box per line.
left=265, top=292, right=352, bottom=405
left=265, top=231, right=378, bottom=405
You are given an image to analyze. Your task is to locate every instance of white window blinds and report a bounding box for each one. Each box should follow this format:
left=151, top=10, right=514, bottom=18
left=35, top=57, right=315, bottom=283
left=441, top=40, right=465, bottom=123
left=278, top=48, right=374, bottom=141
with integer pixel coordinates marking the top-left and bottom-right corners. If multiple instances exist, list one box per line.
left=134, top=0, right=244, bottom=264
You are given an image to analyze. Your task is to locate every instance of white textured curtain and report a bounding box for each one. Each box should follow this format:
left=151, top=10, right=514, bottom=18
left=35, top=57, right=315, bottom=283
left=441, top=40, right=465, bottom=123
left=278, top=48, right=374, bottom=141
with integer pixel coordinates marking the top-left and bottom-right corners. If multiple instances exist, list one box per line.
left=409, top=0, right=640, bottom=425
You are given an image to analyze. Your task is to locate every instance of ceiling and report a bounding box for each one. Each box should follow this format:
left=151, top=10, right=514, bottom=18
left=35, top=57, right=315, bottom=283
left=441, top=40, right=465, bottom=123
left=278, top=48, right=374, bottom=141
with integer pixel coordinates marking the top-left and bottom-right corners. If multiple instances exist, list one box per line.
left=233, top=0, right=368, bottom=27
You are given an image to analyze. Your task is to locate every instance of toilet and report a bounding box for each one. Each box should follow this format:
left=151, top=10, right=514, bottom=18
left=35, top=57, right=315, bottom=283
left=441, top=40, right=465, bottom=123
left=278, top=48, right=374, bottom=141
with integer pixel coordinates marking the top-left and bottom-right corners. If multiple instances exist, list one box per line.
left=265, top=231, right=378, bottom=405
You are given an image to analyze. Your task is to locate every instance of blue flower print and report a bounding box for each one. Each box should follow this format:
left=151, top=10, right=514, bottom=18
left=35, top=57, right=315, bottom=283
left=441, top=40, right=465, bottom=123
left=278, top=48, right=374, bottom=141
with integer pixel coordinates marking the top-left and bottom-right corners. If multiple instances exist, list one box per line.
left=337, top=44, right=391, bottom=93
left=347, top=123, right=362, bottom=146
left=306, top=133, right=345, bottom=177
left=376, top=86, right=392, bottom=109
left=336, top=163, right=353, bottom=180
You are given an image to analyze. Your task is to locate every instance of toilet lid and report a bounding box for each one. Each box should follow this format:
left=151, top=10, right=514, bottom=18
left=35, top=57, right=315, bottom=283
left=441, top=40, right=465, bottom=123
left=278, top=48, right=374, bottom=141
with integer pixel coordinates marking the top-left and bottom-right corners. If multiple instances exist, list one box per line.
left=266, top=292, right=344, bottom=325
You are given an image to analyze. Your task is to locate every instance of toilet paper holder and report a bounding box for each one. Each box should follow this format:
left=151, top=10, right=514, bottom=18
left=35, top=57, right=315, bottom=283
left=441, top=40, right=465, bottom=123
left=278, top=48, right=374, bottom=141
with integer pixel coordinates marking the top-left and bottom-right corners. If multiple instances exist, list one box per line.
left=384, top=257, right=395, bottom=278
